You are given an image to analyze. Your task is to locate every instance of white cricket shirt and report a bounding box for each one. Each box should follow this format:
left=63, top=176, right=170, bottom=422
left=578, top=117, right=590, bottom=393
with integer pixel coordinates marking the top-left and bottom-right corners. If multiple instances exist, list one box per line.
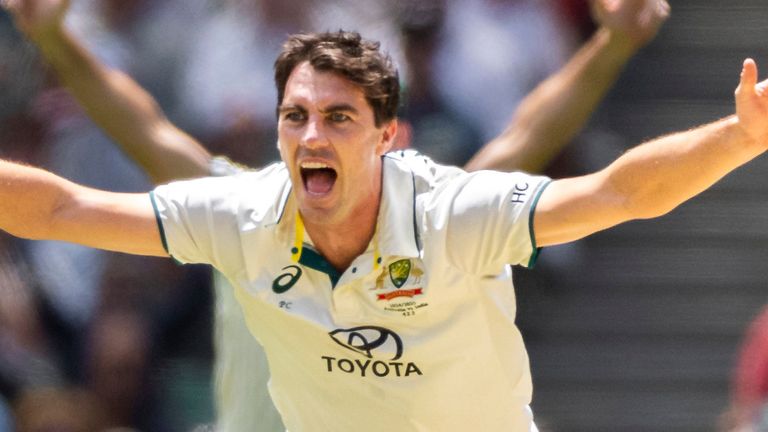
left=151, top=151, right=551, bottom=432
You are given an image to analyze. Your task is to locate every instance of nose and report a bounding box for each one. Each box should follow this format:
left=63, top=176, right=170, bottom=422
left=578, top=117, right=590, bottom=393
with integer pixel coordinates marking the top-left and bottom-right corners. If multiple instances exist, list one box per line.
left=301, top=118, right=327, bottom=150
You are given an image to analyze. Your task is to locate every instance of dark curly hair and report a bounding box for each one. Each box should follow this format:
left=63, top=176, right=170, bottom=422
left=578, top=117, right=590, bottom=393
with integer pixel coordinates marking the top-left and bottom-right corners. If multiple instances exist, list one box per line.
left=274, top=31, right=400, bottom=127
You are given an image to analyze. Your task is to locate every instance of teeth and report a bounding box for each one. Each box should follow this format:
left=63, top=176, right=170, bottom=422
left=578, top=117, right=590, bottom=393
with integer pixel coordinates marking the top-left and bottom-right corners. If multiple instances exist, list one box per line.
left=300, top=161, right=329, bottom=169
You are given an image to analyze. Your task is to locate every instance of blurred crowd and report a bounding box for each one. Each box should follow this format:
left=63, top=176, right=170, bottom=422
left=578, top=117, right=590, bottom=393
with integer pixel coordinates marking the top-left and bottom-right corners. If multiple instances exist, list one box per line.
left=0, top=0, right=595, bottom=430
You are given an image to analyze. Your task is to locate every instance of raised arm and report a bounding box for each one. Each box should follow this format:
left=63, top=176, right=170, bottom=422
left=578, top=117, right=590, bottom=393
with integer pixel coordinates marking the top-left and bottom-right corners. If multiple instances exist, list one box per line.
left=464, top=0, right=670, bottom=173
left=534, top=59, right=768, bottom=247
left=0, top=159, right=165, bottom=256
left=4, top=0, right=212, bottom=184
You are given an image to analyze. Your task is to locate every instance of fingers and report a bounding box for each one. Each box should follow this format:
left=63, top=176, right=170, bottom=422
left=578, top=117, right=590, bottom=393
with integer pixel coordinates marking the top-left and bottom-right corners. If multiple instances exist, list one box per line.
left=591, top=0, right=669, bottom=36
left=642, top=0, right=670, bottom=27
left=589, top=0, right=621, bottom=24
left=757, top=81, right=768, bottom=98
left=735, top=58, right=768, bottom=145
left=735, top=59, right=766, bottom=111
left=655, top=0, right=671, bottom=19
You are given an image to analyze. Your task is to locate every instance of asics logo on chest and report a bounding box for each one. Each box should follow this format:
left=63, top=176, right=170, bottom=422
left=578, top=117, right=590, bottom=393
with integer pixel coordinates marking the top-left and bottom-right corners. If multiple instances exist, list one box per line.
left=272, top=265, right=303, bottom=293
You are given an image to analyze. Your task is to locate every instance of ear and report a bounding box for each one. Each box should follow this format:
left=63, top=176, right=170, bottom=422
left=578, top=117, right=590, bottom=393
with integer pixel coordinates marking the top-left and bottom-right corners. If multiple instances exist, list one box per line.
left=376, top=119, right=398, bottom=155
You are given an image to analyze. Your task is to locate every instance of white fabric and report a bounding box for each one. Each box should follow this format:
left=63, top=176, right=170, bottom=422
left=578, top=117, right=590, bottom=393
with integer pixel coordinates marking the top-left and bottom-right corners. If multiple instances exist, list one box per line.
left=152, top=151, right=550, bottom=431
left=208, top=157, right=285, bottom=432
left=212, top=272, right=285, bottom=432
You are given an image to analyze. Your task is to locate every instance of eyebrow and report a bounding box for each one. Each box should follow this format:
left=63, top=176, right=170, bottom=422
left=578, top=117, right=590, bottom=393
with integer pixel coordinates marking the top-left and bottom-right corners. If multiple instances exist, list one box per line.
left=319, top=104, right=358, bottom=115
left=277, top=104, right=306, bottom=114
left=277, top=103, right=359, bottom=117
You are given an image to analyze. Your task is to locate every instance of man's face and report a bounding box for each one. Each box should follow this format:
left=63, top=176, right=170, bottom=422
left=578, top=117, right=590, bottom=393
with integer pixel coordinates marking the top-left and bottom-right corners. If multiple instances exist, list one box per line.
left=277, top=62, right=396, bottom=226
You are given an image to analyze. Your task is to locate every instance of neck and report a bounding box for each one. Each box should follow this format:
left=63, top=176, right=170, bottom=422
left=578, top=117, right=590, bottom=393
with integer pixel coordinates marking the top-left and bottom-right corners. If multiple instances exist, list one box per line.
left=302, top=199, right=379, bottom=273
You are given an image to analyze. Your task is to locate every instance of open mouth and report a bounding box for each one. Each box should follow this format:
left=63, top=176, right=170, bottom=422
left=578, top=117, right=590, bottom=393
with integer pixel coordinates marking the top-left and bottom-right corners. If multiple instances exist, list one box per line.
left=300, top=162, right=337, bottom=196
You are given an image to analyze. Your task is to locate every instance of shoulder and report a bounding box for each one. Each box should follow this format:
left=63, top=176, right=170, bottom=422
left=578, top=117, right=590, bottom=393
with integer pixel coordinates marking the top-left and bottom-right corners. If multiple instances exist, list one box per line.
left=384, top=150, right=546, bottom=202
left=154, top=161, right=291, bottom=222
left=160, top=161, right=286, bottom=194
left=383, top=150, right=464, bottom=192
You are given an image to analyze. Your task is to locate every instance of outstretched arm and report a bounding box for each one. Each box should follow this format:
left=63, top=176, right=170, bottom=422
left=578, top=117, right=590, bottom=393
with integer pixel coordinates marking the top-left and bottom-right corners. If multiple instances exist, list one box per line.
left=4, top=0, right=212, bottom=184
left=0, top=159, right=165, bottom=256
left=465, top=0, right=670, bottom=173
left=535, top=59, right=768, bottom=247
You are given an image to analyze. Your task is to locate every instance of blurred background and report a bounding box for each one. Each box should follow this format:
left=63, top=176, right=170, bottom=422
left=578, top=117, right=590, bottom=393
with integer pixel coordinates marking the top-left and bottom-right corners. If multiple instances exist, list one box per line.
left=1, top=0, right=768, bottom=431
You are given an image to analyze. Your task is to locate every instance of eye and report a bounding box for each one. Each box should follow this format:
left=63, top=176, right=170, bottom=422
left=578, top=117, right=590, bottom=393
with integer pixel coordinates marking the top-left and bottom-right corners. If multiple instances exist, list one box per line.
left=328, top=112, right=350, bottom=123
left=283, top=110, right=306, bottom=122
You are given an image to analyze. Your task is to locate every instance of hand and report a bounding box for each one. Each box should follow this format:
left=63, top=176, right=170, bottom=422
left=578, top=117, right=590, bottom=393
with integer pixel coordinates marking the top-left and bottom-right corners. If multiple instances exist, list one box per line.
left=735, top=59, right=768, bottom=147
left=1, top=0, right=71, bottom=39
left=591, top=0, right=670, bottom=50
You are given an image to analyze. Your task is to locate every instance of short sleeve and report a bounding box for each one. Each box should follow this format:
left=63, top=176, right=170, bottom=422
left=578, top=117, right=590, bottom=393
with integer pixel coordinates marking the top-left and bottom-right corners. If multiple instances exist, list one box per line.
left=150, top=176, right=244, bottom=273
left=430, top=170, right=550, bottom=275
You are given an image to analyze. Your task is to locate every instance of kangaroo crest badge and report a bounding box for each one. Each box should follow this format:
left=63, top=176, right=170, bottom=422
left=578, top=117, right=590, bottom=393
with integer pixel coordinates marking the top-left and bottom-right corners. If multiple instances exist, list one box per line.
left=388, top=259, right=412, bottom=288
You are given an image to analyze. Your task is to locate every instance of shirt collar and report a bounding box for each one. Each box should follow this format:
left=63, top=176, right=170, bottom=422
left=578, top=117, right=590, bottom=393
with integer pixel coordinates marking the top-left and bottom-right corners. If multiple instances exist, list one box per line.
left=376, top=154, right=421, bottom=260
left=286, top=154, right=421, bottom=270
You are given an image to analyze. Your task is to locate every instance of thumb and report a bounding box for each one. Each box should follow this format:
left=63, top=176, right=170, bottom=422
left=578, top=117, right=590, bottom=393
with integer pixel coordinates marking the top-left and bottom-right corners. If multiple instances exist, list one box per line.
left=738, top=58, right=758, bottom=96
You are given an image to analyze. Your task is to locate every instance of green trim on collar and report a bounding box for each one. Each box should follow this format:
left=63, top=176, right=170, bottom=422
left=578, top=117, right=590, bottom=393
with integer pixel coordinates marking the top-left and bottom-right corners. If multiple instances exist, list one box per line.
left=298, top=245, right=341, bottom=287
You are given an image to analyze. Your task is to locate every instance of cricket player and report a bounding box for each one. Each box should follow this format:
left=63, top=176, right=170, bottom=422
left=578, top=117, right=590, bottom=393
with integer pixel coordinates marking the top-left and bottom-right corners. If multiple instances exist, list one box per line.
left=6, top=3, right=765, bottom=432
left=3, top=0, right=671, bottom=430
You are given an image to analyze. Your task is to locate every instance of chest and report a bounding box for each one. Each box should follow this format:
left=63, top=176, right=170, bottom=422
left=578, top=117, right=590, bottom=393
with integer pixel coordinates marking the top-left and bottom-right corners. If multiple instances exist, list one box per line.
left=243, top=252, right=448, bottom=327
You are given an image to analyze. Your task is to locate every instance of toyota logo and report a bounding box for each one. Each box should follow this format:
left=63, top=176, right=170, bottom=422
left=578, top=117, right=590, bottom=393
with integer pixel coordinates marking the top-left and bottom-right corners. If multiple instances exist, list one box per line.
left=328, top=326, right=404, bottom=360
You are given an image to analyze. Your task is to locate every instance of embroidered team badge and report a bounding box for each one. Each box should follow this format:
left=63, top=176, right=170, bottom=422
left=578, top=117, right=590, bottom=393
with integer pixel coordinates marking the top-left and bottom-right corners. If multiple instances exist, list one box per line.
left=389, top=259, right=411, bottom=288
left=373, top=259, right=426, bottom=303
